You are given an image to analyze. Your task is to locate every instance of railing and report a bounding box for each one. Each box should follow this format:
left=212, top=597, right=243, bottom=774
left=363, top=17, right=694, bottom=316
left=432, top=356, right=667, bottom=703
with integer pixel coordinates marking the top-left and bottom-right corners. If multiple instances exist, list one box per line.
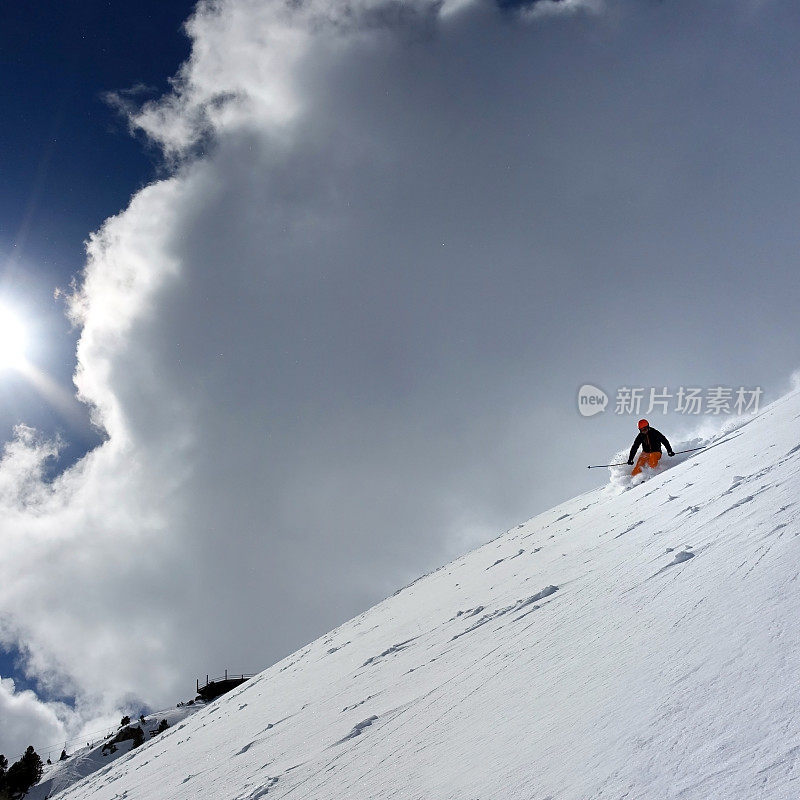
left=196, top=670, right=256, bottom=693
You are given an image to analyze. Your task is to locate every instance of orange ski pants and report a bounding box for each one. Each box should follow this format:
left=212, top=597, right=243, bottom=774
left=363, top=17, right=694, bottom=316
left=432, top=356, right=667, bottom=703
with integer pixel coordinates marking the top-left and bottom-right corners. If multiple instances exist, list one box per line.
left=632, top=451, right=661, bottom=476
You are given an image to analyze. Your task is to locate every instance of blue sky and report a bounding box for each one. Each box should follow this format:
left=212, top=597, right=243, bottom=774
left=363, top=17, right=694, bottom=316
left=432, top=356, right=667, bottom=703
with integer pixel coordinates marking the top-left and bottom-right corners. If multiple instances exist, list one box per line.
left=1, top=1, right=195, bottom=261
left=0, top=0, right=194, bottom=436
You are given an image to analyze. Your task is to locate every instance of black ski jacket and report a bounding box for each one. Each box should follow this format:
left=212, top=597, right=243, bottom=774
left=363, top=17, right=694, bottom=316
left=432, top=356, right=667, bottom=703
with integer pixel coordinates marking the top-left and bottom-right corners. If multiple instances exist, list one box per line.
left=629, top=428, right=673, bottom=462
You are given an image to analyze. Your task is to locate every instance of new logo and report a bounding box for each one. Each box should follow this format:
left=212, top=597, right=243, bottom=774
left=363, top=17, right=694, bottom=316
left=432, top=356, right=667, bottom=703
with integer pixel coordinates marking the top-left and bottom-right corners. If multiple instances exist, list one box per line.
left=577, top=384, right=608, bottom=417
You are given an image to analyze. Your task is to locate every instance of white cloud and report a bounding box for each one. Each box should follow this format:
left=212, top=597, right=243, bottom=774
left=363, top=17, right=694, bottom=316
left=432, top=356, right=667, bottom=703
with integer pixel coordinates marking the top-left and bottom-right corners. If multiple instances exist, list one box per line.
left=0, top=677, right=67, bottom=762
left=126, top=0, right=448, bottom=159
left=521, top=0, right=604, bottom=20
left=8, top=0, right=546, bottom=741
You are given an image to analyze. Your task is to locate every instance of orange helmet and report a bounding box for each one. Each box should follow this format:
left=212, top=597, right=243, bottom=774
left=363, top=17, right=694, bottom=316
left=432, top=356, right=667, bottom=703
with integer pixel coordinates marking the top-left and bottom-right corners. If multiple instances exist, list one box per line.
left=638, top=419, right=649, bottom=429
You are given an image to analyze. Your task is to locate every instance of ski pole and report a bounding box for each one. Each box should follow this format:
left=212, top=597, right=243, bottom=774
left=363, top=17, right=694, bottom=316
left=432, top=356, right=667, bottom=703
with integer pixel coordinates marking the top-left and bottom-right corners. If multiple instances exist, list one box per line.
left=587, top=446, right=706, bottom=469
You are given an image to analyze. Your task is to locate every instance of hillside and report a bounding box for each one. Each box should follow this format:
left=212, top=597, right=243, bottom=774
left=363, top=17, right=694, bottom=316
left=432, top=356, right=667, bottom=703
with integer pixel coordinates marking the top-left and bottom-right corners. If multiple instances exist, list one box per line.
left=47, top=390, right=800, bottom=799
left=28, top=704, right=205, bottom=800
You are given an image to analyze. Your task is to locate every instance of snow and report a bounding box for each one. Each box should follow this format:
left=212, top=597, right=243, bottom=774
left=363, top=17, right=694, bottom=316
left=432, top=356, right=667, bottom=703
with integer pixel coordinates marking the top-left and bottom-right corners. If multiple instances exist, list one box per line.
left=28, top=704, right=205, bottom=800
left=45, top=390, right=800, bottom=799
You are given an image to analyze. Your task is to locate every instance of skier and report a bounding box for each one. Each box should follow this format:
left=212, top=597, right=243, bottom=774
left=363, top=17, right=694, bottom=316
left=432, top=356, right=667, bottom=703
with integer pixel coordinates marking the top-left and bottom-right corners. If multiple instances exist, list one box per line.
left=627, top=419, right=674, bottom=476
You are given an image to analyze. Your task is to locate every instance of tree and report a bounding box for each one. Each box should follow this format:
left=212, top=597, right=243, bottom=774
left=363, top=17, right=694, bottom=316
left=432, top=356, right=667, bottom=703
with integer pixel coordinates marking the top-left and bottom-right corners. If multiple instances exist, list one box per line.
left=130, top=727, right=145, bottom=749
left=4, top=746, right=43, bottom=796
left=102, top=725, right=145, bottom=755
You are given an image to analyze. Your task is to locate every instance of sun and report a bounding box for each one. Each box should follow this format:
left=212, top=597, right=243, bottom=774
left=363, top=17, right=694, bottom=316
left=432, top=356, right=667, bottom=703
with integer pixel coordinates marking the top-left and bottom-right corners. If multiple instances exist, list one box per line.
left=0, top=304, right=29, bottom=370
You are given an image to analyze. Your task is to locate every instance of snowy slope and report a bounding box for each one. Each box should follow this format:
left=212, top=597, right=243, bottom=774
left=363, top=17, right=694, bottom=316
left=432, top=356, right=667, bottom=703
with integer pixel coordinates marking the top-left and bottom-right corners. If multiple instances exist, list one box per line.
left=50, top=390, right=800, bottom=799
left=29, top=704, right=205, bottom=800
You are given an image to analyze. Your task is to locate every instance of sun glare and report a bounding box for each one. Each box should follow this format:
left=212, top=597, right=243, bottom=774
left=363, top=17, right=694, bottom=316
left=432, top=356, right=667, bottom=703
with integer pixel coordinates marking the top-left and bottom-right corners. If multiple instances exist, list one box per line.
left=0, top=304, right=29, bottom=370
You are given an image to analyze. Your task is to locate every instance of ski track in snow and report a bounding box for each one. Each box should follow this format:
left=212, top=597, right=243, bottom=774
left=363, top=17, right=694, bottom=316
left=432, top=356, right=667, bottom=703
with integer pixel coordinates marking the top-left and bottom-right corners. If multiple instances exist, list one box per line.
left=40, top=390, right=800, bottom=800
